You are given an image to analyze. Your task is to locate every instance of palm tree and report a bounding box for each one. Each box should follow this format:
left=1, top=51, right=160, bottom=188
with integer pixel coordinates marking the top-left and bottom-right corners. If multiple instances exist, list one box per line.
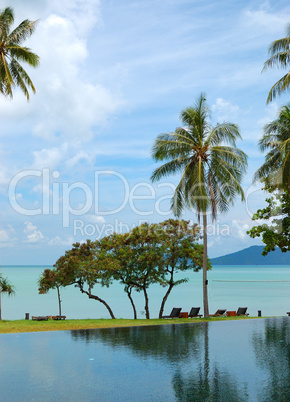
left=254, top=103, right=290, bottom=193
left=0, top=273, right=15, bottom=320
left=151, top=94, right=247, bottom=317
left=0, top=6, right=39, bottom=100
left=263, top=23, right=290, bottom=103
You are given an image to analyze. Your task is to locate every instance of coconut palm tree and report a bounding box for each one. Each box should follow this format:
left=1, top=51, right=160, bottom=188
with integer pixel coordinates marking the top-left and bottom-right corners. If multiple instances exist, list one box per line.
left=151, top=94, right=247, bottom=317
left=0, top=6, right=39, bottom=100
left=0, top=273, right=15, bottom=320
left=254, top=103, right=290, bottom=193
left=263, top=23, right=290, bottom=103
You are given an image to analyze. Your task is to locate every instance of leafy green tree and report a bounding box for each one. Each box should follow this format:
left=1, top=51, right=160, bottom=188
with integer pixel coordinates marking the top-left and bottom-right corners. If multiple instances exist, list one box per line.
left=100, top=219, right=205, bottom=319
left=38, top=268, right=66, bottom=317
left=248, top=187, right=290, bottom=255
left=53, top=240, right=117, bottom=319
left=253, top=103, right=290, bottom=194
left=0, top=273, right=15, bottom=320
left=151, top=94, right=247, bottom=317
left=0, top=6, right=39, bottom=100
left=263, top=23, right=290, bottom=103
left=113, top=222, right=166, bottom=320
left=153, top=219, right=205, bottom=318
left=97, top=232, right=140, bottom=319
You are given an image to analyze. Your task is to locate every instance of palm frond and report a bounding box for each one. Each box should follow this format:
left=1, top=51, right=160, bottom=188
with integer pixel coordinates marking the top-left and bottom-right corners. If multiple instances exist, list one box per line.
left=0, top=7, right=14, bottom=39
left=151, top=93, right=247, bottom=222
left=266, top=71, right=290, bottom=103
left=8, top=46, right=40, bottom=67
left=0, top=52, right=14, bottom=97
left=7, top=19, right=38, bottom=46
left=10, top=58, right=36, bottom=99
left=151, top=132, right=192, bottom=161
left=206, top=123, right=241, bottom=146
left=151, top=156, right=190, bottom=182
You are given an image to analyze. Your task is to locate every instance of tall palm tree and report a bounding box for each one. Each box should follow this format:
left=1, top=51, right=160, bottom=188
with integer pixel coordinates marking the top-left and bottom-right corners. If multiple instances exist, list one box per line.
left=151, top=94, right=247, bottom=317
left=0, top=6, right=39, bottom=100
left=263, top=23, right=290, bottom=103
left=254, top=103, right=290, bottom=193
left=0, top=273, right=15, bottom=320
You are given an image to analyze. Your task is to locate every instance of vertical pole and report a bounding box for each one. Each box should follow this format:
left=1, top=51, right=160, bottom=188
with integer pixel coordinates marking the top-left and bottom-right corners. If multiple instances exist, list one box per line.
left=203, top=213, right=209, bottom=317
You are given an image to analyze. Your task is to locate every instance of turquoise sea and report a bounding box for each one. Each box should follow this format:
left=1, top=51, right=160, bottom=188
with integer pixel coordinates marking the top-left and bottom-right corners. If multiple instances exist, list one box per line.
left=0, top=265, right=290, bottom=320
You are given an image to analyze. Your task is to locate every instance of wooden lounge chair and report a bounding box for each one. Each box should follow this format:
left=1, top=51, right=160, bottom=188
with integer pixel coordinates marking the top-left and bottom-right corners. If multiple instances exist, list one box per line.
left=162, top=307, right=182, bottom=319
left=209, top=309, right=226, bottom=317
left=52, top=316, right=66, bottom=320
left=236, top=307, right=249, bottom=316
left=32, top=316, right=49, bottom=321
left=188, top=307, right=203, bottom=318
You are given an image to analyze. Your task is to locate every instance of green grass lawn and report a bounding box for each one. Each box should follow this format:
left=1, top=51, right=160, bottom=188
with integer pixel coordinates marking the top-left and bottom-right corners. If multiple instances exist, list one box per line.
left=0, top=316, right=258, bottom=334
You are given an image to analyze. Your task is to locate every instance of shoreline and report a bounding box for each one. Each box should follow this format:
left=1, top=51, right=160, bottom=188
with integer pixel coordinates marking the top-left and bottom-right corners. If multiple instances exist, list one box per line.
left=0, top=316, right=262, bottom=334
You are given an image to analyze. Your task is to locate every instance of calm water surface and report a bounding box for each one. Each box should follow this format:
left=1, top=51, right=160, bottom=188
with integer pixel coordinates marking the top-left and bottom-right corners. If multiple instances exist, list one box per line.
left=0, top=318, right=289, bottom=401
left=0, top=265, right=290, bottom=319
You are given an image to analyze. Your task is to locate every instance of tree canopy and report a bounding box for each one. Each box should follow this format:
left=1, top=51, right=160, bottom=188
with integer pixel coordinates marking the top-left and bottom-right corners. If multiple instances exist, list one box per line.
left=254, top=103, right=290, bottom=194
left=0, top=6, right=39, bottom=100
left=263, top=23, right=290, bottom=103
left=248, top=187, right=290, bottom=255
left=151, top=94, right=247, bottom=317
left=0, top=273, right=15, bottom=320
left=39, top=219, right=205, bottom=319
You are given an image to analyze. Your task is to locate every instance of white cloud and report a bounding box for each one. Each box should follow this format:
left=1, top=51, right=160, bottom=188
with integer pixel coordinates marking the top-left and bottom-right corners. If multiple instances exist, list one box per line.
left=32, top=147, right=65, bottom=170
left=65, top=151, right=94, bottom=169
left=47, top=235, right=74, bottom=246
left=232, top=219, right=250, bottom=240
left=0, top=0, right=123, bottom=145
left=212, top=98, right=240, bottom=122
left=28, top=13, right=123, bottom=142
left=85, top=215, right=106, bottom=224
left=24, top=221, right=45, bottom=243
left=257, top=102, right=279, bottom=128
left=0, top=225, right=17, bottom=247
left=0, top=229, right=10, bottom=242
left=243, top=5, right=289, bottom=34
left=48, top=0, right=102, bottom=35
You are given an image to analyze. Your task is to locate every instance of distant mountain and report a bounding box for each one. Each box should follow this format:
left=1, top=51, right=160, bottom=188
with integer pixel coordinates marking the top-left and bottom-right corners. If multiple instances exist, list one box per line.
left=211, top=246, right=290, bottom=265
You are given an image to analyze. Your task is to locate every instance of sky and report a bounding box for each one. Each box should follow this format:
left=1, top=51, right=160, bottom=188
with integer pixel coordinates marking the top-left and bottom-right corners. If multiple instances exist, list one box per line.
left=0, top=0, right=289, bottom=265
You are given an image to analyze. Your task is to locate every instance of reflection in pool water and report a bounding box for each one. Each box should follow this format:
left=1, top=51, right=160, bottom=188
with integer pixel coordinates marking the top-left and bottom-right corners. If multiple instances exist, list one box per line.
left=0, top=318, right=289, bottom=401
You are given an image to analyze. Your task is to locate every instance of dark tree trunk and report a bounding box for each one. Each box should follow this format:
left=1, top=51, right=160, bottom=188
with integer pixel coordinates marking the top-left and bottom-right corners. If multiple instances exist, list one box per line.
left=126, top=287, right=137, bottom=319
left=78, top=285, right=115, bottom=319
left=143, top=287, right=150, bottom=319
left=159, top=278, right=174, bottom=318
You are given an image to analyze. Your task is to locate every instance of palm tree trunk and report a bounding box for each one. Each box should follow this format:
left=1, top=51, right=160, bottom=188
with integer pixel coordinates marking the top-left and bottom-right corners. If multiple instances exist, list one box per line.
left=203, top=213, right=209, bottom=317
left=0, top=288, right=2, bottom=321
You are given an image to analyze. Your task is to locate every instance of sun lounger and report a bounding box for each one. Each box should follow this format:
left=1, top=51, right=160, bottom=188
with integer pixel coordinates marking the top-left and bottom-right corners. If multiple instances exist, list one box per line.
left=52, top=316, right=66, bottom=320
left=236, top=307, right=249, bottom=316
left=32, top=316, right=49, bottom=321
left=209, top=309, right=226, bottom=317
left=188, top=307, right=203, bottom=318
left=162, top=307, right=182, bottom=319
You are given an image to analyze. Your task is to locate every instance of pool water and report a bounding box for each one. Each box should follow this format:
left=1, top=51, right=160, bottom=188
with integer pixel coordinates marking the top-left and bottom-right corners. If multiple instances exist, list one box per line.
left=0, top=318, right=289, bottom=401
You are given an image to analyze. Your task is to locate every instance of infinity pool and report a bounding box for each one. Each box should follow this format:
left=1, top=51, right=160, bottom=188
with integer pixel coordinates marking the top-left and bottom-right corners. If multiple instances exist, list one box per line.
left=0, top=318, right=289, bottom=401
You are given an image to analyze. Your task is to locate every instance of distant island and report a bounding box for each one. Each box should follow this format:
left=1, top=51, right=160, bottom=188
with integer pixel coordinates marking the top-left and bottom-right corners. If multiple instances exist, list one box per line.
left=211, top=246, right=290, bottom=265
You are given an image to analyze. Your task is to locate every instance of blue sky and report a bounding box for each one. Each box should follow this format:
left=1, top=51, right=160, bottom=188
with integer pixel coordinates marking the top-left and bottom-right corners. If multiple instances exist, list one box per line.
left=0, top=0, right=289, bottom=264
